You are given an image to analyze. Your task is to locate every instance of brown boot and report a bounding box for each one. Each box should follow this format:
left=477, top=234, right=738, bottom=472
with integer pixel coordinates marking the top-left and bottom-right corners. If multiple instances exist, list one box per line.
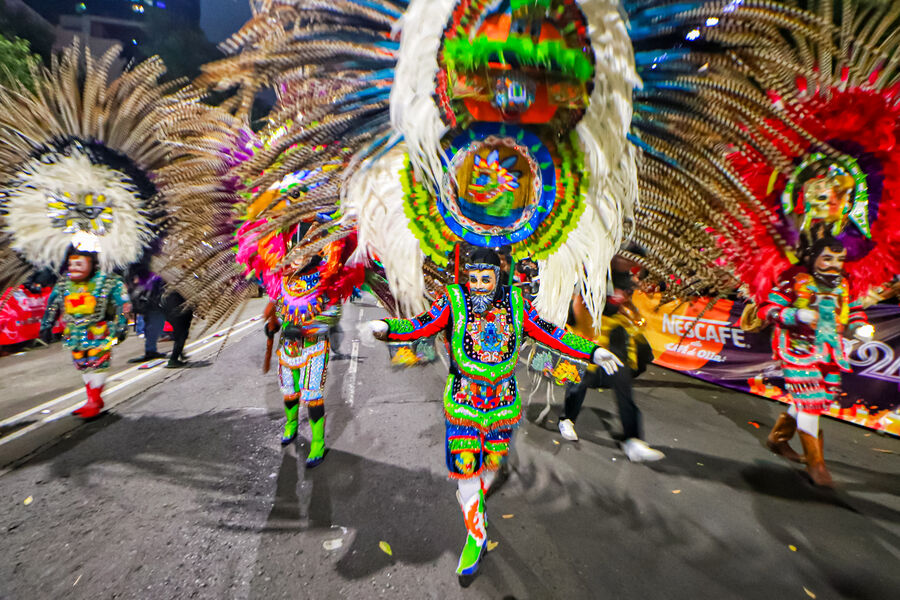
left=798, top=431, right=834, bottom=488
left=766, top=413, right=803, bottom=463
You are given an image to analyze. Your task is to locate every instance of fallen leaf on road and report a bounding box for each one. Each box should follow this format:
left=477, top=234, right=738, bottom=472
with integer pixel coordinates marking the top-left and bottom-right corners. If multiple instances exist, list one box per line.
left=748, top=421, right=761, bottom=429
left=379, top=541, right=393, bottom=556
left=873, top=448, right=895, bottom=454
left=789, top=545, right=797, bottom=552
left=322, top=539, right=343, bottom=551
left=23, top=496, right=32, bottom=506
left=487, top=541, right=499, bottom=552
left=696, top=462, right=704, bottom=466
left=804, top=587, right=816, bottom=598
left=552, top=440, right=560, bottom=445
left=502, top=514, right=514, bottom=519
left=672, top=490, right=681, bottom=494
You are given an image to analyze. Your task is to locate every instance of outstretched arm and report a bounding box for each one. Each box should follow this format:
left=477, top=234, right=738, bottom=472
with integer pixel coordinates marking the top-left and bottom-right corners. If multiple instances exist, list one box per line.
left=758, top=283, right=805, bottom=327
left=522, top=299, right=597, bottom=361
left=522, top=299, right=621, bottom=374
left=376, top=294, right=452, bottom=342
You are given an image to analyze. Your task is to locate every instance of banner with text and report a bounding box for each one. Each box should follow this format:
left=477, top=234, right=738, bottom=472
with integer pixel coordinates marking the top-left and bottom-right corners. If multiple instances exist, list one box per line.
left=632, top=292, right=900, bottom=437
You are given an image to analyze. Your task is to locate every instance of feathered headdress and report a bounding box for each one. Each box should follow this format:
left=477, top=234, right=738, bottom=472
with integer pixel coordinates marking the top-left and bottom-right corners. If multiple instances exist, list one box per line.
left=0, top=41, right=240, bottom=291
left=627, top=0, right=900, bottom=303
left=182, top=0, right=854, bottom=326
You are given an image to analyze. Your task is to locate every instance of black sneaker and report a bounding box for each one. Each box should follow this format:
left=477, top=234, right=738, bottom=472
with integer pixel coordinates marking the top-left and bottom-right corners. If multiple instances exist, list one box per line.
left=165, top=358, right=188, bottom=369
left=128, top=351, right=168, bottom=364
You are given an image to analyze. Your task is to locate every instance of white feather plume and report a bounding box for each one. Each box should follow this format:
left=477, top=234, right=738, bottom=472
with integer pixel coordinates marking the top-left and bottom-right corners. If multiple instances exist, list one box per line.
left=381, top=0, right=638, bottom=327
left=5, top=151, right=154, bottom=272
left=535, top=0, right=639, bottom=327
left=344, top=144, right=429, bottom=316
left=390, top=0, right=457, bottom=193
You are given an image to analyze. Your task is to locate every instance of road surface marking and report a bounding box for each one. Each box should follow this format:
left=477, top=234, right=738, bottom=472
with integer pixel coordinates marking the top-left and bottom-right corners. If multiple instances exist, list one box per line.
left=0, top=318, right=260, bottom=444
left=0, top=316, right=260, bottom=429
left=344, top=340, right=360, bottom=407
left=342, top=306, right=363, bottom=407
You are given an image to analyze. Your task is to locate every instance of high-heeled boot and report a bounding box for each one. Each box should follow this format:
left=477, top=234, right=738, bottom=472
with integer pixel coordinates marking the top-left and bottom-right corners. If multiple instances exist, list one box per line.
left=306, top=415, right=326, bottom=468
left=281, top=402, right=299, bottom=445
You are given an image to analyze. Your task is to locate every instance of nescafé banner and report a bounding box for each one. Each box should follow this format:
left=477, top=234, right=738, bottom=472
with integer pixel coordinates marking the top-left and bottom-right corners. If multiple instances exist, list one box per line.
left=632, top=292, right=900, bottom=437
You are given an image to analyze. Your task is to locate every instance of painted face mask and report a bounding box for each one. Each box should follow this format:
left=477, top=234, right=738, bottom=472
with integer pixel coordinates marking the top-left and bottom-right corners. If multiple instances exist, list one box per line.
left=467, top=266, right=499, bottom=314
left=67, top=254, right=94, bottom=282
left=813, top=247, right=847, bottom=289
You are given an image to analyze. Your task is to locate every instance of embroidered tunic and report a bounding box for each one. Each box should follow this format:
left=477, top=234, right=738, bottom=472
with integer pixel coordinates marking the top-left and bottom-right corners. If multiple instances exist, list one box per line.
left=759, top=272, right=868, bottom=412
left=275, top=271, right=341, bottom=405
left=384, top=284, right=598, bottom=432
left=41, top=272, right=130, bottom=372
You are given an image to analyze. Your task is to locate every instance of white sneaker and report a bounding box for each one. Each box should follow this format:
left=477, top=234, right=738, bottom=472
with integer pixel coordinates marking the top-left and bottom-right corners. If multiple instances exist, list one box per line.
left=558, top=419, right=578, bottom=441
left=622, top=438, right=665, bottom=462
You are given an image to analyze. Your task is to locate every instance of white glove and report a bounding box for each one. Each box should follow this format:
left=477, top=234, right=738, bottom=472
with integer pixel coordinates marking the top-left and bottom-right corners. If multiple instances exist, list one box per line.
left=853, top=323, right=875, bottom=342
left=796, top=308, right=817, bottom=325
left=592, top=348, right=623, bottom=375
left=368, top=320, right=388, bottom=340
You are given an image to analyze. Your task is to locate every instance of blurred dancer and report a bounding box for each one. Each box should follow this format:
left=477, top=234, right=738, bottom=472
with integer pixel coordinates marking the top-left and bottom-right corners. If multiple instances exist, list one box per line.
left=40, top=243, right=130, bottom=418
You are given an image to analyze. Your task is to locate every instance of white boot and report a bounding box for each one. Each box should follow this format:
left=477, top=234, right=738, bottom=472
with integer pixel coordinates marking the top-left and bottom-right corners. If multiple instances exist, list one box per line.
left=622, top=438, right=664, bottom=462
left=558, top=419, right=578, bottom=441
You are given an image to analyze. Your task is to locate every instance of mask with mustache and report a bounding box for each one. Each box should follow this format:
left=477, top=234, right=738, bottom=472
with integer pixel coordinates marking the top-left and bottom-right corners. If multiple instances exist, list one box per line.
left=470, top=288, right=496, bottom=314
left=814, top=270, right=843, bottom=290
left=466, top=263, right=500, bottom=314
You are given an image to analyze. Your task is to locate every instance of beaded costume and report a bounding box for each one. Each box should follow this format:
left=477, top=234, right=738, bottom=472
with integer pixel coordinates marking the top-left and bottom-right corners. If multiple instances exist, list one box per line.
left=383, top=283, right=598, bottom=479
left=760, top=272, right=868, bottom=415
left=41, top=270, right=130, bottom=374
left=236, top=172, right=363, bottom=466
left=158, top=0, right=888, bottom=581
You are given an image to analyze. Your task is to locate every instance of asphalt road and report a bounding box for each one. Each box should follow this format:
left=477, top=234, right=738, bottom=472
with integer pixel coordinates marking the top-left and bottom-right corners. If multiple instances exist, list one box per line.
left=0, top=298, right=898, bottom=599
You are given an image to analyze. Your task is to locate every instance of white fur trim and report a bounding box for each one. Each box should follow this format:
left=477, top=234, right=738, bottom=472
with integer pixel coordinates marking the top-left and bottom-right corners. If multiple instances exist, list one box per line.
left=4, top=150, right=153, bottom=271
left=550, top=0, right=638, bottom=326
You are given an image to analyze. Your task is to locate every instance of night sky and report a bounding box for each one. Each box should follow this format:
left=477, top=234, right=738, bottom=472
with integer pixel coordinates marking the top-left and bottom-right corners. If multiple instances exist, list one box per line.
left=199, top=0, right=252, bottom=42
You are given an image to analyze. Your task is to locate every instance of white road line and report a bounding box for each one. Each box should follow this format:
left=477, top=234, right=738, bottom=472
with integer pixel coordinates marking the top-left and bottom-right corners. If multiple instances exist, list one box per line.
left=0, top=317, right=260, bottom=433
left=343, top=340, right=360, bottom=407
left=341, top=306, right=364, bottom=407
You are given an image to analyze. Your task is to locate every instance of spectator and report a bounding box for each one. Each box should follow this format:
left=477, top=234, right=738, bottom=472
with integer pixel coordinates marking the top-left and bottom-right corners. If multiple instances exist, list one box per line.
left=126, top=270, right=168, bottom=363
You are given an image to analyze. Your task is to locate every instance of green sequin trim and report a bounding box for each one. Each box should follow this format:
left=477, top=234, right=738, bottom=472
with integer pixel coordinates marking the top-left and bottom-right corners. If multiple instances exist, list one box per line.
left=443, top=35, right=593, bottom=82
left=384, top=318, right=415, bottom=334
left=559, top=330, right=596, bottom=355
left=512, top=132, right=586, bottom=261
left=449, top=436, right=482, bottom=453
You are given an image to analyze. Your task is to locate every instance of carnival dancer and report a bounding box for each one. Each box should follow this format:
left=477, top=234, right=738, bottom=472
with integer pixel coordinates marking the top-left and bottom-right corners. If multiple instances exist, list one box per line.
left=39, top=240, right=130, bottom=418
left=263, top=266, right=342, bottom=469
left=244, top=211, right=363, bottom=467
left=760, top=234, right=873, bottom=487
left=368, top=248, right=621, bottom=582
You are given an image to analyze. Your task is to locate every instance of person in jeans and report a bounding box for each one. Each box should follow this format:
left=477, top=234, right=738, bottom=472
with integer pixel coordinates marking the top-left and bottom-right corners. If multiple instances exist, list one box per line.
left=557, top=259, right=664, bottom=462
left=127, top=272, right=168, bottom=363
